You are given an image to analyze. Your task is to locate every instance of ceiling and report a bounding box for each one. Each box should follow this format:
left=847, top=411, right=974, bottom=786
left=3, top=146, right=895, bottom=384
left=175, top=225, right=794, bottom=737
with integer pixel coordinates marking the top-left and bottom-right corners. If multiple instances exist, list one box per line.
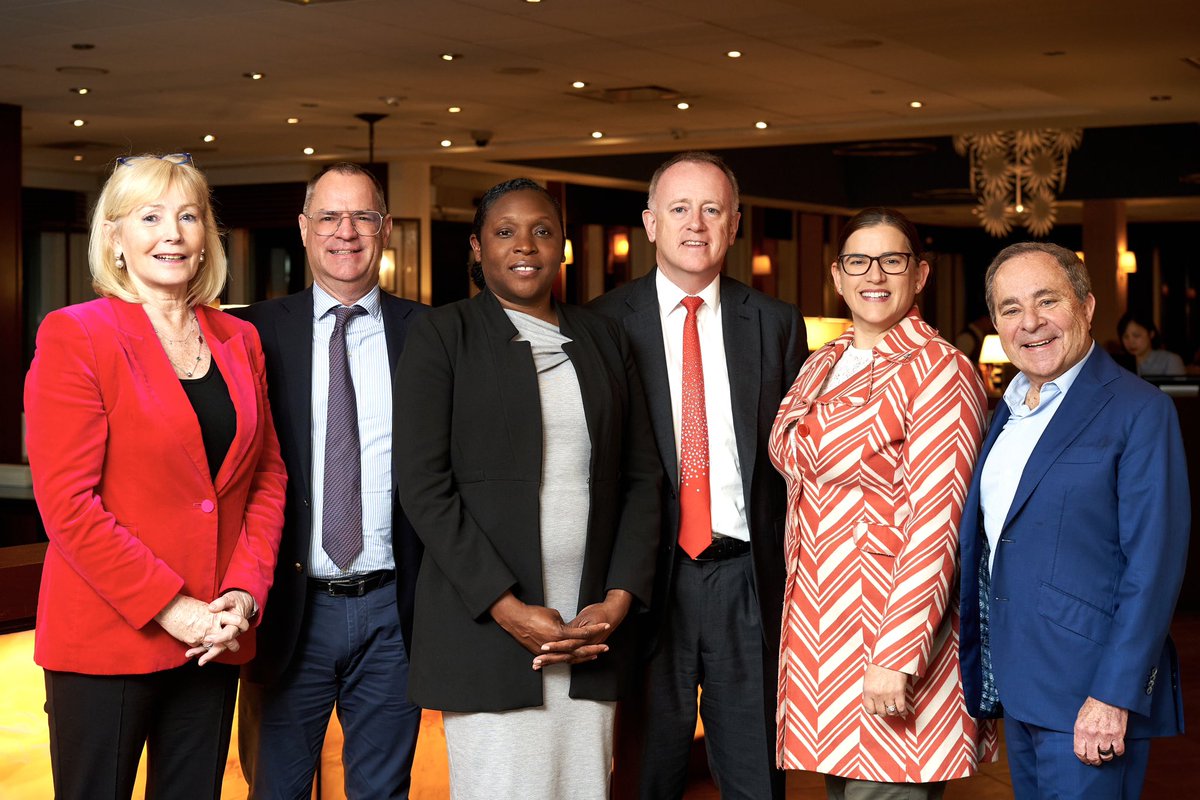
left=3, top=0, right=1199, bottom=221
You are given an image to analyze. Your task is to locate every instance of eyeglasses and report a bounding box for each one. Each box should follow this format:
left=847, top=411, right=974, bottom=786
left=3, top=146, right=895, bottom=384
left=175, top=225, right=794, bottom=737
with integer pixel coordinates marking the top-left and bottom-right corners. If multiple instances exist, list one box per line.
left=306, top=210, right=385, bottom=237
left=837, top=252, right=914, bottom=276
left=117, top=153, right=194, bottom=167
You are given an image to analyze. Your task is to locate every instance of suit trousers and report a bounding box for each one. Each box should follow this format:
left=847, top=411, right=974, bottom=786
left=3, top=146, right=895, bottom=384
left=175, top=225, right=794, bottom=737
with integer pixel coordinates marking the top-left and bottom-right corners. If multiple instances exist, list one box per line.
left=239, top=584, right=421, bottom=799
left=44, top=661, right=239, bottom=800
left=632, top=552, right=782, bottom=800
left=1004, top=712, right=1151, bottom=800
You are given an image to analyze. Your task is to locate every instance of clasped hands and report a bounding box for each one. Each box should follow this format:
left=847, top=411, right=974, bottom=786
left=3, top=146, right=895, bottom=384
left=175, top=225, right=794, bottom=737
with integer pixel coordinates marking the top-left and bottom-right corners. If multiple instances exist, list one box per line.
left=154, top=590, right=256, bottom=666
left=491, top=589, right=633, bottom=671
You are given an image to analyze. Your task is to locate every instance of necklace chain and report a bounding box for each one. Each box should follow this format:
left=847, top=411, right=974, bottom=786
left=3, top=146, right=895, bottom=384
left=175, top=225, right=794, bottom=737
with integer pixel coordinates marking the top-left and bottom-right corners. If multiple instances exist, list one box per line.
left=152, top=313, right=207, bottom=378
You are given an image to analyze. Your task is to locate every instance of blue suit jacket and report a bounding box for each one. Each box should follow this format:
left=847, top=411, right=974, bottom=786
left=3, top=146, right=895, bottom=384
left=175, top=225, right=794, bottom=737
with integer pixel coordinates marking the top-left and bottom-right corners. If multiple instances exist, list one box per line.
left=959, top=346, right=1188, bottom=738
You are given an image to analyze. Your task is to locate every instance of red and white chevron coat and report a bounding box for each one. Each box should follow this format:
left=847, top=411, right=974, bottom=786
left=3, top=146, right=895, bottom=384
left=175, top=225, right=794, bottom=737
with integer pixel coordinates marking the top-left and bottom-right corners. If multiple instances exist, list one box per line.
left=769, top=309, right=998, bottom=782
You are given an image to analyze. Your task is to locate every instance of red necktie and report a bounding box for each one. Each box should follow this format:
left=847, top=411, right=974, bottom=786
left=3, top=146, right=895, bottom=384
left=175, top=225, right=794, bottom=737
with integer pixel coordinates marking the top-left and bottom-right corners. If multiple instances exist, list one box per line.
left=678, top=296, right=712, bottom=559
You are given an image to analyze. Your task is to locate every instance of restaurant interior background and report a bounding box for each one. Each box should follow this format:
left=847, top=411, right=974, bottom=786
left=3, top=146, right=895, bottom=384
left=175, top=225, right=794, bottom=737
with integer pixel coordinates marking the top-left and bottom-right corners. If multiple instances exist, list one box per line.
left=0, top=0, right=1197, bottom=797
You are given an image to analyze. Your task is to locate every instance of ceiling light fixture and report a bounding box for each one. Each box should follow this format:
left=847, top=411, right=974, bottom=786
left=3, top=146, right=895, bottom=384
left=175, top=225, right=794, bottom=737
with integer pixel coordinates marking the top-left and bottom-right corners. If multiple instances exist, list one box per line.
left=287, top=117, right=300, bottom=124
left=754, top=120, right=768, bottom=129
left=70, top=87, right=89, bottom=95
left=571, top=80, right=586, bottom=89
left=726, top=50, right=742, bottom=58
left=591, top=131, right=604, bottom=139
left=909, top=100, right=923, bottom=109
left=72, top=118, right=86, bottom=127
left=72, top=154, right=83, bottom=162
left=448, top=106, right=461, bottom=113
left=302, top=146, right=315, bottom=155
left=676, top=101, right=690, bottom=110
left=954, top=129, right=1082, bottom=237
left=441, top=53, right=461, bottom=61
left=440, top=139, right=452, bottom=147
left=202, top=134, right=216, bottom=143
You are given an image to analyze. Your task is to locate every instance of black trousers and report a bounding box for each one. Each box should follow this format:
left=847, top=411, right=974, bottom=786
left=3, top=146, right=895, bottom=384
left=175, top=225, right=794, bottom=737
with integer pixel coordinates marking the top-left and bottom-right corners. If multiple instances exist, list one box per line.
left=44, top=661, right=239, bottom=800
left=615, top=553, right=785, bottom=800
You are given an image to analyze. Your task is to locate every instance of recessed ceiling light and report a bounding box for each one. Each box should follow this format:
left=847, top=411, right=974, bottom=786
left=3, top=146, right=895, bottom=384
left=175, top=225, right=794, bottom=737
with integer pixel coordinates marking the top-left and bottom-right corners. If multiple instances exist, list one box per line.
left=571, top=80, right=587, bottom=89
left=754, top=120, right=768, bottom=129
left=525, top=0, right=542, bottom=3
left=448, top=106, right=462, bottom=113
left=726, top=50, right=742, bottom=58
left=72, top=118, right=86, bottom=127
left=909, top=100, right=923, bottom=109
left=244, top=72, right=264, bottom=80
left=302, top=146, right=315, bottom=155
left=72, top=154, right=83, bottom=162
left=441, top=53, right=461, bottom=61
left=1150, top=95, right=1172, bottom=102
left=287, top=117, right=300, bottom=124
left=676, top=101, right=690, bottom=110
left=202, top=134, right=216, bottom=143
left=70, top=87, right=89, bottom=95
left=591, top=131, right=604, bottom=139
left=440, top=139, right=453, bottom=147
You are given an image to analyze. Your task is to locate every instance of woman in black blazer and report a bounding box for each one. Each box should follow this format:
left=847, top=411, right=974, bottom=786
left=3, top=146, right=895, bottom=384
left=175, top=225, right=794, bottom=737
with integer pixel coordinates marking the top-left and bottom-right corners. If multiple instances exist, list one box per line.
left=394, top=179, right=660, bottom=799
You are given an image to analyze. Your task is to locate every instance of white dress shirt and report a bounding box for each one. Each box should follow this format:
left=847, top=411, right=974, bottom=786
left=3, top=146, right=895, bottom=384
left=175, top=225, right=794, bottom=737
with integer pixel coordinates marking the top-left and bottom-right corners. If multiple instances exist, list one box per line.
left=655, top=270, right=750, bottom=542
left=308, top=283, right=395, bottom=578
left=980, top=342, right=1094, bottom=572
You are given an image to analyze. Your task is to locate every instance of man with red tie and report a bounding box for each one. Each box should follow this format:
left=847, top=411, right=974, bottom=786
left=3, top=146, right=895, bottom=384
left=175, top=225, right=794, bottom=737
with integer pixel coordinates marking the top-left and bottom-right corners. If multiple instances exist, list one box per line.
left=592, top=151, right=806, bottom=799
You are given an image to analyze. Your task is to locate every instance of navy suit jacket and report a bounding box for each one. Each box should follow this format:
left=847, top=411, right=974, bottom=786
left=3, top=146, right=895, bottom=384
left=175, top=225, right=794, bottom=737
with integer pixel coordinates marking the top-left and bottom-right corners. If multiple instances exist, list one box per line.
left=959, top=346, right=1188, bottom=738
left=233, top=287, right=427, bottom=686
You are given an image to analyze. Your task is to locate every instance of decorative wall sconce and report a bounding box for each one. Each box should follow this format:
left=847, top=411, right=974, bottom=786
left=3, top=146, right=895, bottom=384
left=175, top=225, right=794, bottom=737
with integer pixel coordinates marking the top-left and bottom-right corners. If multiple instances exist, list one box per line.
left=563, top=238, right=574, bottom=266
left=953, top=129, right=1082, bottom=237
left=379, top=247, right=397, bottom=292
left=752, top=254, right=772, bottom=276
left=611, top=232, right=630, bottom=260
left=1119, top=250, right=1137, bottom=274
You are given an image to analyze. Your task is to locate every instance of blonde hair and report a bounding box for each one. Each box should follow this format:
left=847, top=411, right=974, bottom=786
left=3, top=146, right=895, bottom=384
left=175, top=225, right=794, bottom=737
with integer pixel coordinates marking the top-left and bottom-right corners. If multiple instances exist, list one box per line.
left=89, top=155, right=227, bottom=306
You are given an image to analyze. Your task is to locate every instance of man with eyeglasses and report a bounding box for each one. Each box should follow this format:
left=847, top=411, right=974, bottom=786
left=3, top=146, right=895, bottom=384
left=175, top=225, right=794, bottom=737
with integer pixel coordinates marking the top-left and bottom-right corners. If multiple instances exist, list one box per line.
left=233, top=162, right=427, bottom=799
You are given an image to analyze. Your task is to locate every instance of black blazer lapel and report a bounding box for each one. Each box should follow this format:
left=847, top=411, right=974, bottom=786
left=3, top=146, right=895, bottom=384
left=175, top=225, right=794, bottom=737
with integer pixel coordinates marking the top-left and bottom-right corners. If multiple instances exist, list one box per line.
left=478, top=292, right=544, bottom=475
left=622, top=274, right=679, bottom=489
left=382, top=292, right=417, bottom=375
left=274, top=289, right=316, bottom=499
left=720, top=277, right=760, bottom=513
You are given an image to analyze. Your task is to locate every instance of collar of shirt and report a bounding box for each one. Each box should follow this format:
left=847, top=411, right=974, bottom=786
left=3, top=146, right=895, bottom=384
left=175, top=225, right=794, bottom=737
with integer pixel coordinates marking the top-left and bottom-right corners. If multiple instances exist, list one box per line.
left=311, top=282, right=382, bottom=322
left=654, top=269, right=721, bottom=322
left=1002, top=341, right=1094, bottom=419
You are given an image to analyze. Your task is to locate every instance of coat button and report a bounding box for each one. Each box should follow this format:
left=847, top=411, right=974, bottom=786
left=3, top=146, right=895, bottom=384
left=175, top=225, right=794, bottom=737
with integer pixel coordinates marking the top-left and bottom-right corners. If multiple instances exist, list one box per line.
left=200, top=499, right=215, bottom=513
left=796, top=424, right=809, bottom=436
left=294, top=562, right=304, bottom=573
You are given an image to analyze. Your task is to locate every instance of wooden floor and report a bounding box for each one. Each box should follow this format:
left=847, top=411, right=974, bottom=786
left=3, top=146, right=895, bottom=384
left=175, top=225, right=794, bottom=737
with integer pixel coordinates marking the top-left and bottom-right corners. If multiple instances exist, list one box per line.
left=3, top=617, right=1198, bottom=799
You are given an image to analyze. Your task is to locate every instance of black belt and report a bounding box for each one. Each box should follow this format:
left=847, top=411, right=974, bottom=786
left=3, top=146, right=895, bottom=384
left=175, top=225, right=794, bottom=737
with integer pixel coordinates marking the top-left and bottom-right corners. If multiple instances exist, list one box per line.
left=308, top=570, right=395, bottom=597
left=689, top=537, right=751, bottom=562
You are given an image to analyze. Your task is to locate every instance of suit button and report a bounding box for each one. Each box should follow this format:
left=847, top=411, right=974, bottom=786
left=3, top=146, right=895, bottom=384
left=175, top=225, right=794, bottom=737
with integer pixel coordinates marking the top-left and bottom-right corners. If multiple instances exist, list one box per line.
left=796, top=424, right=809, bottom=436
left=200, top=499, right=215, bottom=513
left=294, top=562, right=304, bottom=573
left=303, top=499, right=310, bottom=508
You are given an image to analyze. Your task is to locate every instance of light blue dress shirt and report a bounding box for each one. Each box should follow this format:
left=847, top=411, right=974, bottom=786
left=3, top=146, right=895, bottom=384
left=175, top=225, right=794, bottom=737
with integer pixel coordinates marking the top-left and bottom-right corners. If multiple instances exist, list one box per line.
left=980, top=343, right=1094, bottom=572
left=308, top=283, right=395, bottom=579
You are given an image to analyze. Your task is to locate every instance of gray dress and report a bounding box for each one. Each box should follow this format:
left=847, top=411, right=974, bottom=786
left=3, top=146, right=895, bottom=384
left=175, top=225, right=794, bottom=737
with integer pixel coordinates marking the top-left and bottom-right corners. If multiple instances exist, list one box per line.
left=442, top=309, right=616, bottom=800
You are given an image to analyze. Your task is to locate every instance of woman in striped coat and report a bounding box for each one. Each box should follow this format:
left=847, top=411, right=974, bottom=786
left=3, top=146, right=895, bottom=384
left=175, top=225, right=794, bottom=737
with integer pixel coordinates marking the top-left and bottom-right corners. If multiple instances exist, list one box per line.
left=769, top=209, right=997, bottom=798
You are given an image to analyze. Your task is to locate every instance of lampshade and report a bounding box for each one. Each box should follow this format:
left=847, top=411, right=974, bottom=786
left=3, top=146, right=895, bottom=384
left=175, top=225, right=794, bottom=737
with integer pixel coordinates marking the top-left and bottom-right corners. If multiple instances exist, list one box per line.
left=1119, top=249, right=1137, bottom=274
left=379, top=247, right=397, bottom=292
left=563, top=238, right=574, bottom=265
left=802, top=316, right=852, bottom=351
left=752, top=254, right=772, bottom=276
left=611, top=232, right=630, bottom=259
left=978, top=334, right=1010, bottom=365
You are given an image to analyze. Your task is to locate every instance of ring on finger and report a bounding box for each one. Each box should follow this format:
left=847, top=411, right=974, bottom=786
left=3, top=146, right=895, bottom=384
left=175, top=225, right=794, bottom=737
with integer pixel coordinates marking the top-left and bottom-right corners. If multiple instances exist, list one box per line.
left=1098, top=744, right=1115, bottom=757
left=885, top=704, right=898, bottom=714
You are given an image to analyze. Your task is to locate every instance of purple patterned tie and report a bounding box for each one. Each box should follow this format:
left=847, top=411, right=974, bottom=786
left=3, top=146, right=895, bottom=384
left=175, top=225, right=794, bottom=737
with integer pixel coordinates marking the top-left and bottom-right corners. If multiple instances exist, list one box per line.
left=322, top=304, right=366, bottom=570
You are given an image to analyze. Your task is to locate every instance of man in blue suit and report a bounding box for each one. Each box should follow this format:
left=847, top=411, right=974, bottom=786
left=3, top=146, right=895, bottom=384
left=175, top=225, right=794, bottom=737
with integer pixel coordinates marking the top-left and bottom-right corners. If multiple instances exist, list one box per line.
left=960, top=242, right=1188, bottom=799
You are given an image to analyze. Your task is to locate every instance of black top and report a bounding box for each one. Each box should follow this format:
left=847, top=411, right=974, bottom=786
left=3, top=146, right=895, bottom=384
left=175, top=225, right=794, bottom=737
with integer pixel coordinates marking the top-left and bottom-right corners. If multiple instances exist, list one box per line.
left=180, top=359, right=236, bottom=480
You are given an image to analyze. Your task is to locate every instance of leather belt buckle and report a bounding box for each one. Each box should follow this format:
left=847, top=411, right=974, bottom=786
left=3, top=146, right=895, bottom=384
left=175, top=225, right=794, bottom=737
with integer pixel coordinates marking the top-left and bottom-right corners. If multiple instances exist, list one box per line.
left=309, top=570, right=394, bottom=597
left=691, top=536, right=750, bottom=562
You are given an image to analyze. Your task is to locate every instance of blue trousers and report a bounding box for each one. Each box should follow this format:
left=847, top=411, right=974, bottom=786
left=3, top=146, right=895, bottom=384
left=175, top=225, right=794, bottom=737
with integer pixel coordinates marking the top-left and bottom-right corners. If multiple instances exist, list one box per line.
left=240, top=586, right=421, bottom=799
left=1004, top=712, right=1151, bottom=800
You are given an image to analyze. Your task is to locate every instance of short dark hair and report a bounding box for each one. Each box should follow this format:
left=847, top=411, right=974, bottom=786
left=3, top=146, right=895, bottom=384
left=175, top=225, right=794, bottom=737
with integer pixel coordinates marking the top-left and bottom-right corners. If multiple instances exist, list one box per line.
left=646, top=151, right=740, bottom=212
left=984, top=242, right=1090, bottom=318
left=303, top=162, right=387, bottom=214
left=836, top=207, right=922, bottom=258
left=1117, top=310, right=1160, bottom=342
left=469, top=178, right=564, bottom=290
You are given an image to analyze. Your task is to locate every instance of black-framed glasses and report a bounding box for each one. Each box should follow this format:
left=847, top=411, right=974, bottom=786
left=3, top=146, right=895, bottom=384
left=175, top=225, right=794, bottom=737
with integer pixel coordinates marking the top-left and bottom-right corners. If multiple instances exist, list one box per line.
left=306, top=210, right=385, bottom=237
left=837, top=252, right=913, bottom=276
left=117, top=152, right=194, bottom=167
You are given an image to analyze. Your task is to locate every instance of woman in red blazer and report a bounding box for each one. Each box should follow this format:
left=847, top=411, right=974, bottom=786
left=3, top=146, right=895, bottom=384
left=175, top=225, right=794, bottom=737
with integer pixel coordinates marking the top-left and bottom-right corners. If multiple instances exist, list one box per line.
left=24, top=154, right=287, bottom=800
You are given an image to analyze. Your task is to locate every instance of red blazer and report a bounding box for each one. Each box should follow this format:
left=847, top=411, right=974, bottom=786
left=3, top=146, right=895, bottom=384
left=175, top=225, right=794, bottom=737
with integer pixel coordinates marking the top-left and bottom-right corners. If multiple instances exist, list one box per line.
left=25, top=298, right=287, bottom=675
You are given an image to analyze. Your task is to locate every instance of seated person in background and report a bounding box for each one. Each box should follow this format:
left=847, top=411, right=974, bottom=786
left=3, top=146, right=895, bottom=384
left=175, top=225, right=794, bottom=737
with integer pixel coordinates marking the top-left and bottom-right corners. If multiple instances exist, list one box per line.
left=1118, top=311, right=1185, bottom=376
